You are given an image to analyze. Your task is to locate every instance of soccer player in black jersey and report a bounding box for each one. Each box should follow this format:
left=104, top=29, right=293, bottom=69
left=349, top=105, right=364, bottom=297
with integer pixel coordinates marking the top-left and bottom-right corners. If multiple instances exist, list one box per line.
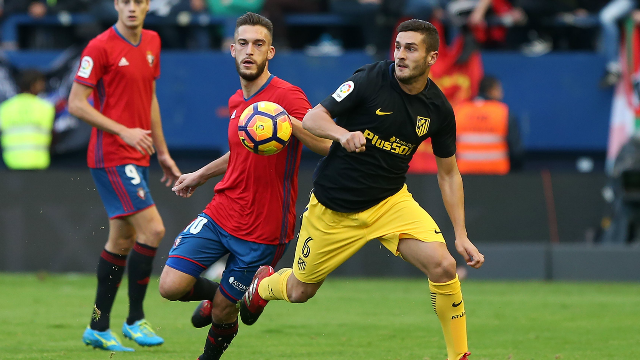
left=239, top=19, right=484, bottom=360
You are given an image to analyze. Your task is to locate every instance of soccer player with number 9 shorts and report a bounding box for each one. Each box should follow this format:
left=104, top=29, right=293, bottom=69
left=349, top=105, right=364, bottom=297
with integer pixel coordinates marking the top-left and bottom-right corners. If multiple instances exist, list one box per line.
left=68, top=0, right=181, bottom=352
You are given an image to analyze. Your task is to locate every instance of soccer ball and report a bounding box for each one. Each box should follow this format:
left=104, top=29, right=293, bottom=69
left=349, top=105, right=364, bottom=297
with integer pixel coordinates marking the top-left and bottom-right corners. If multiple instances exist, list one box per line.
left=237, top=101, right=293, bottom=155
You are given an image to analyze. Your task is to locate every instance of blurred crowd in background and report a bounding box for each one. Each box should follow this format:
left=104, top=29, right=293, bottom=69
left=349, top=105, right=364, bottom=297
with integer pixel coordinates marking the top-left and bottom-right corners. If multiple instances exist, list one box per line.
left=0, top=0, right=638, bottom=86
left=0, top=2, right=629, bottom=55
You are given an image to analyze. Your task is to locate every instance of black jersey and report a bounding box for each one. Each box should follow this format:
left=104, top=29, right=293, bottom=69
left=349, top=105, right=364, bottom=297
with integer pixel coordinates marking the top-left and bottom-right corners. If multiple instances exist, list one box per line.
left=313, top=60, right=456, bottom=213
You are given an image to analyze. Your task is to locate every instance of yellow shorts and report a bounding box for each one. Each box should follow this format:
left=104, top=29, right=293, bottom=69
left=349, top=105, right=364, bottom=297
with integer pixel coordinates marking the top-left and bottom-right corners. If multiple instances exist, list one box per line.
left=293, top=184, right=445, bottom=283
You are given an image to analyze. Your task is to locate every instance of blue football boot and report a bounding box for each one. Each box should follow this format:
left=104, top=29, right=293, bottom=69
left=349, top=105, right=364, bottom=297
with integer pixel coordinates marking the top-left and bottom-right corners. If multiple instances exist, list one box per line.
left=82, top=327, right=135, bottom=351
left=122, top=319, right=164, bottom=346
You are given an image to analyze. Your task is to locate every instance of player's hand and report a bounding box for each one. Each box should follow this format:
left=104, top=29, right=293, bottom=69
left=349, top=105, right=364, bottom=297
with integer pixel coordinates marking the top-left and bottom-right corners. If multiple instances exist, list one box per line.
left=158, top=154, right=181, bottom=187
left=338, top=131, right=366, bottom=153
left=454, top=237, right=484, bottom=269
left=120, top=128, right=155, bottom=156
left=172, top=171, right=206, bottom=198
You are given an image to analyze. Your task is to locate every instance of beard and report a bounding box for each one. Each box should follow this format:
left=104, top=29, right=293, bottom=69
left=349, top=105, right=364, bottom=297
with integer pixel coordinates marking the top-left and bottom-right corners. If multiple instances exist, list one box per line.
left=395, top=58, right=429, bottom=85
left=235, top=57, right=268, bottom=81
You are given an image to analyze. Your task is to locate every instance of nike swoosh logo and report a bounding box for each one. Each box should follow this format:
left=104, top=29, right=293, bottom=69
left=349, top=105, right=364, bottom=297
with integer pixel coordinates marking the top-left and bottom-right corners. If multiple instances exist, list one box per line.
left=435, top=230, right=442, bottom=234
left=95, top=334, right=119, bottom=347
left=452, top=300, right=463, bottom=307
left=376, top=108, right=392, bottom=115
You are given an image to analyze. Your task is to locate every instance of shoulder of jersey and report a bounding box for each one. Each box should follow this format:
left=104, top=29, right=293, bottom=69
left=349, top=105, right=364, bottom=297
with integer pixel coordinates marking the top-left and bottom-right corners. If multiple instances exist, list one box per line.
left=89, top=27, right=113, bottom=46
left=229, top=89, right=244, bottom=103
left=427, top=79, right=449, bottom=103
left=142, top=29, right=161, bottom=41
left=274, top=78, right=306, bottom=94
left=353, top=60, right=389, bottom=76
left=269, top=76, right=295, bottom=89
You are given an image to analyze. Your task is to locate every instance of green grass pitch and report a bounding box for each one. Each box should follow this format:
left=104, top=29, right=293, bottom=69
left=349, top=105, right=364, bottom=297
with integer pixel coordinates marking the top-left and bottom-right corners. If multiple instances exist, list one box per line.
left=0, top=273, right=638, bottom=360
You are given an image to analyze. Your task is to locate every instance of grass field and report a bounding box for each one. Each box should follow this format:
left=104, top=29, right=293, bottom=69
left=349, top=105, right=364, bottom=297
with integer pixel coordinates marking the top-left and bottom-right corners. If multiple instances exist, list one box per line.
left=1, top=273, right=639, bottom=360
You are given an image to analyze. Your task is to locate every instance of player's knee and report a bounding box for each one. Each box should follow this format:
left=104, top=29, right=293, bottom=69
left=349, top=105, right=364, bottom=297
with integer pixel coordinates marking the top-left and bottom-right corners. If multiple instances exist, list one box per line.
left=149, top=224, right=165, bottom=242
left=158, top=283, right=182, bottom=301
left=158, top=277, right=186, bottom=301
left=139, top=224, right=165, bottom=245
left=429, top=255, right=457, bottom=283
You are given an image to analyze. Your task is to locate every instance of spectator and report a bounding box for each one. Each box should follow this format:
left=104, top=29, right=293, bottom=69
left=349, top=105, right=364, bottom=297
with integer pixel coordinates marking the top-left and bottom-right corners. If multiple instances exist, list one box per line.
left=47, top=0, right=92, bottom=13
left=148, top=0, right=212, bottom=49
left=3, top=0, right=47, bottom=18
left=403, top=0, right=446, bottom=21
left=511, top=0, right=609, bottom=55
left=261, top=0, right=326, bottom=49
left=308, top=0, right=385, bottom=57
left=206, top=0, right=265, bottom=50
left=454, top=75, right=523, bottom=174
left=598, top=0, right=637, bottom=87
left=0, top=69, right=55, bottom=170
left=3, top=0, right=93, bottom=48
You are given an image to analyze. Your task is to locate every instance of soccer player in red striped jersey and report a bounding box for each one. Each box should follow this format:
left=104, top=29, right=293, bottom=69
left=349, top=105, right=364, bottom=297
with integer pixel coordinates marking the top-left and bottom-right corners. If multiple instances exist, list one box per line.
left=68, top=0, right=180, bottom=352
left=157, top=12, right=331, bottom=360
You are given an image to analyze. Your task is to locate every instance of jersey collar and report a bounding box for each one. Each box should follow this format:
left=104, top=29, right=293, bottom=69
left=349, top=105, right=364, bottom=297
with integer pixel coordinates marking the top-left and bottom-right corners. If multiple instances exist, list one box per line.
left=244, top=74, right=275, bottom=101
left=112, top=25, right=142, bottom=47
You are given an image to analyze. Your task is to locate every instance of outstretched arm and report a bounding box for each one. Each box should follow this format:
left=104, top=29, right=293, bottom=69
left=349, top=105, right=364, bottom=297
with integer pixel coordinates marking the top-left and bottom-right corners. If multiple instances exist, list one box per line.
left=302, top=104, right=366, bottom=153
left=68, top=81, right=155, bottom=156
left=291, top=116, right=332, bottom=156
left=172, top=152, right=230, bottom=198
left=435, top=155, right=484, bottom=269
left=150, top=81, right=181, bottom=186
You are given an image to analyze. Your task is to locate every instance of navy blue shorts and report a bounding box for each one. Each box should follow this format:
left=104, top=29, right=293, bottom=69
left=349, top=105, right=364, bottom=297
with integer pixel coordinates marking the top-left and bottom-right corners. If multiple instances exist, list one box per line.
left=90, top=164, right=155, bottom=219
left=166, top=213, right=289, bottom=303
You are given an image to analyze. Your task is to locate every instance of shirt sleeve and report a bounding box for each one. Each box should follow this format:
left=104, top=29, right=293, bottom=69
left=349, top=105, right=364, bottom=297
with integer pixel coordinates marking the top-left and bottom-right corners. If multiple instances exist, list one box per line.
left=319, top=70, right=370, bottom=119
left=74, top=41, right=107, bottom=88
left=431, top=102, right=457, bottom=158
left=282, top=86, right=312, bottom=121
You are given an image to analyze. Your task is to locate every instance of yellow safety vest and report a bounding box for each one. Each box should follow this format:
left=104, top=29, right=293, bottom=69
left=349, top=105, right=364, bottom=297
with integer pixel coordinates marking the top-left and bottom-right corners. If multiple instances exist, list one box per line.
left=0, top=93, right=55, bottom=170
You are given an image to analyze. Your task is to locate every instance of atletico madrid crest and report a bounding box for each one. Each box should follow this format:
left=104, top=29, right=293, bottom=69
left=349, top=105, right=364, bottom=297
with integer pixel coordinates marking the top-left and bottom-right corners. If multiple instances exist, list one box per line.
left=137, top=187, right=146, bottom=200
left=416, top=116, right=430, bottom=136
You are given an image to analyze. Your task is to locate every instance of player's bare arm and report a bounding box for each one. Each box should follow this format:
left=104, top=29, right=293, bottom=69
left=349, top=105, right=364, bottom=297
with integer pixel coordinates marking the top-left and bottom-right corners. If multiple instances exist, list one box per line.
left=435, top=155, right=485, bottom=269
left=290, top=116, right=332, bottom=156
left=68, top=81, right=155, bottom=156
left=150, top=81, right=181, bottom=186
left=303, top=104, right=366, bottom=153
left=172, top=152, right=230, bottom=198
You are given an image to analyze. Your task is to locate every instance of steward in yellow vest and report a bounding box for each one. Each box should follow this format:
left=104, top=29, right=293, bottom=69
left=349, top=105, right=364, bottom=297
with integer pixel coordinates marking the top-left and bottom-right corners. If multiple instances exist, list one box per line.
left=0, top=69, right=55, bottom=170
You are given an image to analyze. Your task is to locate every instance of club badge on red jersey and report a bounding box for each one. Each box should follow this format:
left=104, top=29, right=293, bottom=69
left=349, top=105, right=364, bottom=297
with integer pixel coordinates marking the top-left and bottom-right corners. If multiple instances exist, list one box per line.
left=146, top=51, right=154, bottom=67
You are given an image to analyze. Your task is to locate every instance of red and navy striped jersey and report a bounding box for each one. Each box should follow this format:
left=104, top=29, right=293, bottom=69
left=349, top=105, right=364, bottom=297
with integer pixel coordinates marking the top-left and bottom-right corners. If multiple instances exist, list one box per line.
left=74, top=26, right=161, bottom=168
left=204, top=76, right=312, bottom=246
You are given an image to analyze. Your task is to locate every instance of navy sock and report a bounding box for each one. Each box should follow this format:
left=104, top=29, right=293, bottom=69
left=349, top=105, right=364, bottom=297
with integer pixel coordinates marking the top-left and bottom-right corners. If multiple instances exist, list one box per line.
left=126, top=242, right=157, bottom=325
left=178, top=277, right=219, bottom=302
left=198, top=320, right=238, bottom=360
left=91, top=249, right=127, bottom=331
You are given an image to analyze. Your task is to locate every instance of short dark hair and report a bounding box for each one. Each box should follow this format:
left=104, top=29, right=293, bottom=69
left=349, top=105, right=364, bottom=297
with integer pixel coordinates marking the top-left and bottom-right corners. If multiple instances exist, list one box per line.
left=479, top=75, right=501, bottom=97
left=396, top=19, right=439, bottom=53
left=18, top=69, right=45, bottom=93
left=235, top=12, right=273, bottom=41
